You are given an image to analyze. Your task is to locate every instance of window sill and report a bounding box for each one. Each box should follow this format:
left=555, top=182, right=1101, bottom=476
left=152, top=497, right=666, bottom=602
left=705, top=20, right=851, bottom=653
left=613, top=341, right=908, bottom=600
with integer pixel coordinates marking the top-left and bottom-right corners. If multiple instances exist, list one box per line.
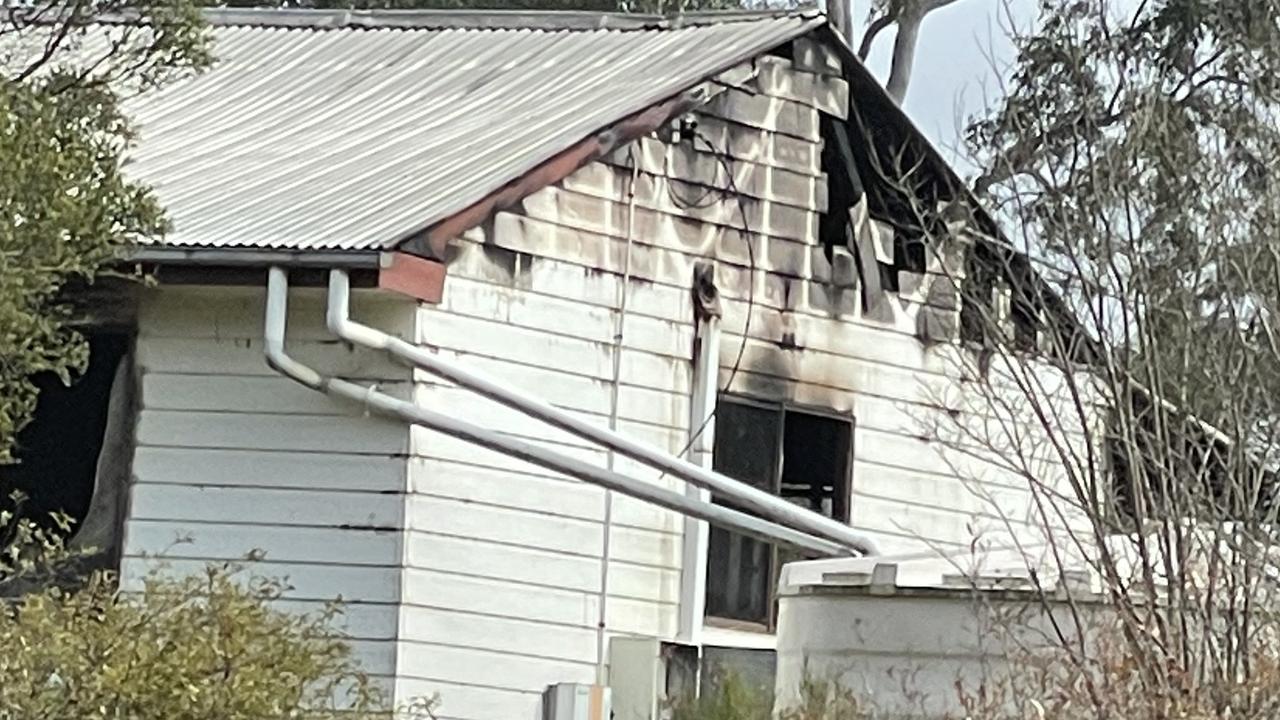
left=699, top=624, right=777, bottom=651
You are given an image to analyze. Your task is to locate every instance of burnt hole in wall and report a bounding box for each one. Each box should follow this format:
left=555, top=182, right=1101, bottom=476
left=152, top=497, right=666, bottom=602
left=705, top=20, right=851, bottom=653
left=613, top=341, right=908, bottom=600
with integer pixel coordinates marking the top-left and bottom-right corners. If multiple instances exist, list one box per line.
left=1011, top=290, right=1038, bottom=351
left=818, top=115, right=859, bottom=265
left=819, top=112, right=937, bottom=317
left=1106, top=393, right=1280, bottom=530
left=1, top=333, right=130, bottom=539
left=895, top=233, right=928, bottom=276
left=960, top=243, right=1044, bottom=352
left=481, top=242, right=520, bottom=280
left=765, top=41, right=794, bottom=62
left=960, top=243, right=996, bottom=345
left=879, top=256, right=900, bottom=293
left=1008, top=255, right=1040, bottom=352
left=876, top=211, right=932, bottom=298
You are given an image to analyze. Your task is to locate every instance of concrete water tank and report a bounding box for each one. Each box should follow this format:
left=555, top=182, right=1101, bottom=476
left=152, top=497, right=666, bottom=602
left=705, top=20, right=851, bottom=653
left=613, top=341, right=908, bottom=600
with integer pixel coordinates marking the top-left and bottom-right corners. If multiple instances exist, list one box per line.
left=773, top=558, right=1099, bottom=719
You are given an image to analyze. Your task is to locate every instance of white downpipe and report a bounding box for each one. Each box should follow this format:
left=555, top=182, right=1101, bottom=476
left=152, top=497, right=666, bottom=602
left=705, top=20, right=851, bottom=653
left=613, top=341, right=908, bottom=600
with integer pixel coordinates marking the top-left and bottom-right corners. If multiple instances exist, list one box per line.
left=264, top=267, right=848, bottom=556
left=324, top=270, right=880, bottom=556
left=677, top=312, right=718, bottom=644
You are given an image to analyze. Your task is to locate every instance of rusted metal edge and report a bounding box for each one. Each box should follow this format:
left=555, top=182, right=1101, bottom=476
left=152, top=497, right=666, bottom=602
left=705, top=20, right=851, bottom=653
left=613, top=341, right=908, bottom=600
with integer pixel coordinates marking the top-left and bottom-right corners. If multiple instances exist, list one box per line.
left=400, top=89, right=705, bottom=262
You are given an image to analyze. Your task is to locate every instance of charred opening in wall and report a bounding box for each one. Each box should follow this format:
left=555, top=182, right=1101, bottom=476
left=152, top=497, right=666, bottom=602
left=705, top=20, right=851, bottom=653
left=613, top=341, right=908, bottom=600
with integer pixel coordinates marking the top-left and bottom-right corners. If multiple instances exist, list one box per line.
left=958, top=238, right=1106, bottom=366
left=1108, top=390, right=1279, bottom=531
left=706, top=396, right=853, bottom=630
left=780, top=412, right=852, bottom=520
left=1, top=333, right=132, bottom=563
left=960, top=243, right=997, bottom=344
left=818, top=109, right=945, bottom=318
left=817, top=115, right=863, bottom=266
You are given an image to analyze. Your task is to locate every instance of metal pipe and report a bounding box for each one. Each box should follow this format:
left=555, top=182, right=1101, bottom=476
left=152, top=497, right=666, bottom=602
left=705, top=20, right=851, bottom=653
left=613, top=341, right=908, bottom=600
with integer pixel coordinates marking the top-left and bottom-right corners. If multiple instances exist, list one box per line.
left=264, top=267, right=848, bottom=557
left=325, top=269, right=880, bottom=556
left=677, top=310, right=719, bottom=643
left=595, top=155, right=640, bottom=685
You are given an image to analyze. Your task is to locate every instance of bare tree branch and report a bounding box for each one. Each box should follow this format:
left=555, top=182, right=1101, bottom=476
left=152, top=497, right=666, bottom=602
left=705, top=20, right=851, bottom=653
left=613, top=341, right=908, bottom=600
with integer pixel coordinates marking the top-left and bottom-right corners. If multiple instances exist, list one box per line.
left=884, top=0, right=962, bottom=102
left=858, top=0, right=900, bottom=60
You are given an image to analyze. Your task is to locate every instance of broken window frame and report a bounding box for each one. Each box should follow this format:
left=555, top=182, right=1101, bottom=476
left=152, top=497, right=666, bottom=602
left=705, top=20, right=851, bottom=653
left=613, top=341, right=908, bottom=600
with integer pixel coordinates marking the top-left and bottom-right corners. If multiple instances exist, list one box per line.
left=704, top=394, right=854, bottom=632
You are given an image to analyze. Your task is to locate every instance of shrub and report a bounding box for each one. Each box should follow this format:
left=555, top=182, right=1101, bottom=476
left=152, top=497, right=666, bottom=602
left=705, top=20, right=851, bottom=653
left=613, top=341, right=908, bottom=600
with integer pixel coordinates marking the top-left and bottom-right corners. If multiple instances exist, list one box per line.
left=0, top=517, right=435, bottom=720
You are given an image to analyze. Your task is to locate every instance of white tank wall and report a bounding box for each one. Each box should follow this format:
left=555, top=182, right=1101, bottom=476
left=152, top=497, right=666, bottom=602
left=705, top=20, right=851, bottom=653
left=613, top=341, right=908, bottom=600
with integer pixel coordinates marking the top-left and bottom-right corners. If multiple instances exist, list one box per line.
left=773, top=559, right=1098, bottom=719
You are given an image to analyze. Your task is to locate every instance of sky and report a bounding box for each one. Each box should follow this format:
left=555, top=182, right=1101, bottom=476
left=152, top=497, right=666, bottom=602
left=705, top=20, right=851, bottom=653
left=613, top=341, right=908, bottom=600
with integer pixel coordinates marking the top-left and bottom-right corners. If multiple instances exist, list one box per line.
left=856, top=0, right=1039, bottom=171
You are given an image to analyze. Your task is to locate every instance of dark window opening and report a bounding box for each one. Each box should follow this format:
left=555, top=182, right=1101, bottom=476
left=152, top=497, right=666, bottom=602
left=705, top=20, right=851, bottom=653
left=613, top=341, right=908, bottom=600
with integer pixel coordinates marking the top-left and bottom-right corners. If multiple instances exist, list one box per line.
left=1, top=333, right=131, bottom=557
left=780, top=412, right=852, bottom=520
left=1107, top=393, right=1280, bottom=531
left=705, top=396, right=853, bottom=630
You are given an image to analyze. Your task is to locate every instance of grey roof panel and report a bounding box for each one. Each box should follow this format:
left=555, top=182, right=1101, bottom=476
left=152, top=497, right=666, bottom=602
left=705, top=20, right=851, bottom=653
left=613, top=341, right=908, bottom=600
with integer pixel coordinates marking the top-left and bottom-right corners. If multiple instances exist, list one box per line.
left=119, top=9, right=824, bottom=251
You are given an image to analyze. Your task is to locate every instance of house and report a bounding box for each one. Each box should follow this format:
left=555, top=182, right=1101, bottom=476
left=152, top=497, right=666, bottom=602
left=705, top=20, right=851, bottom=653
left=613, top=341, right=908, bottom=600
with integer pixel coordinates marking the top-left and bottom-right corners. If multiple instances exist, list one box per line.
left=3, top=7, right=1091, bottom=719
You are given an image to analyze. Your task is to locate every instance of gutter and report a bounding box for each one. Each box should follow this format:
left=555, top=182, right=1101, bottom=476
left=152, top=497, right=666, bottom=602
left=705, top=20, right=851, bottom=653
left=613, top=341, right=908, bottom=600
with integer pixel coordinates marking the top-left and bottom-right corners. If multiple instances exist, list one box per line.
left=128, top=246, right=381, bottom=269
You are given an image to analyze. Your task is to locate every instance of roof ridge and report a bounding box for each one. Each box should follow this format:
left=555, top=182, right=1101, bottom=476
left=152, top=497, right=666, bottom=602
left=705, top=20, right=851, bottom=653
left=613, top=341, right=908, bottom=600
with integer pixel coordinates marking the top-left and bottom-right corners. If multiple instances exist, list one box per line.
left=97, top=6, right=823, bottom=32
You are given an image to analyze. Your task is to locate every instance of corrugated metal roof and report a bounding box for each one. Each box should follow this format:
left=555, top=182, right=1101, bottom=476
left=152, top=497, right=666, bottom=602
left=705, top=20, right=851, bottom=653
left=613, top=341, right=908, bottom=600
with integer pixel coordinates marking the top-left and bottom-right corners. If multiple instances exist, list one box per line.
left=117, top=8, right=825, bottom=252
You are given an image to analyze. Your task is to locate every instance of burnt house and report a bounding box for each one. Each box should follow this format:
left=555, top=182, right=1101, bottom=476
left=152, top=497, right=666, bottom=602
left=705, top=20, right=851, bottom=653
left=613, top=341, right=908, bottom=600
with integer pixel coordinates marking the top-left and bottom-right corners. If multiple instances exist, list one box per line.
left=2, top=8, right=1090, bottom=719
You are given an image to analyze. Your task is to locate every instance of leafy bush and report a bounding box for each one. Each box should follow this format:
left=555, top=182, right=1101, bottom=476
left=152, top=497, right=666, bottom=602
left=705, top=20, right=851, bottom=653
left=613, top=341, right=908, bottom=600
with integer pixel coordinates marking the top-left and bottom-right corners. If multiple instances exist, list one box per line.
left=0, top=517, right=434, bottom=720
left=0, top=1, right=211, bottom=459
left=669, top=672, right=772, bottom=720
left=670, top=670, right=868, bottom=720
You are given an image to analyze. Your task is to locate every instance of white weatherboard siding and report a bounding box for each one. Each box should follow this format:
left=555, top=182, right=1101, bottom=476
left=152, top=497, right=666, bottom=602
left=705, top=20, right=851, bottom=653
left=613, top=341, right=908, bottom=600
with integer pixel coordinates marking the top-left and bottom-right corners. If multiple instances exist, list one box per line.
left=122, top=285, right=416, bottom=680
left=400, top=284, right=685, bottom=719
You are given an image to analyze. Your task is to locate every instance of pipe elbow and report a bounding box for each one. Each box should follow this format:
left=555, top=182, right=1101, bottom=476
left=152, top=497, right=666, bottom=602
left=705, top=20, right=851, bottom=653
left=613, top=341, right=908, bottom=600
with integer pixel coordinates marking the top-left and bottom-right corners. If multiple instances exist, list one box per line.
left=264, top=341, right=323, bottom=390
left=326, top=269, right=393, bottom=350
left=265, top=266, right=326, bottom=390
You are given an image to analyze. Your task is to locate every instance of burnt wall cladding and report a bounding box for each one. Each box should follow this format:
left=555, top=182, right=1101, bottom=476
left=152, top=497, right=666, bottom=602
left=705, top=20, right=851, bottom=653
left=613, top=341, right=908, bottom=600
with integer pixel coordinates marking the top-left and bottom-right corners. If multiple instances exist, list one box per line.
left=441, top=40, right=1073, bottom=580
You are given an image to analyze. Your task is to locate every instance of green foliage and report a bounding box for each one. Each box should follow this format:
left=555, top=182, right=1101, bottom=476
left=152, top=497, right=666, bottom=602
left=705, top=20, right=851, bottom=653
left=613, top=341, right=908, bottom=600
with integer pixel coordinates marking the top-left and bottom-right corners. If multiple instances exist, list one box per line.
left=670, top=671, right=869, bottom=720
left=0, top=3, right=210, bottom=460
left=956, top=1, right=1280, bottom=714
left=0, top=516, right=435, bottom=720
left=780, top=675, right=869, bottom=720
left=0, top=506, right=89, bottom=594
left=670, top=672, right=773, bottom=720
left=967, top=0, right=1280, bottom=428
